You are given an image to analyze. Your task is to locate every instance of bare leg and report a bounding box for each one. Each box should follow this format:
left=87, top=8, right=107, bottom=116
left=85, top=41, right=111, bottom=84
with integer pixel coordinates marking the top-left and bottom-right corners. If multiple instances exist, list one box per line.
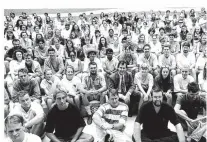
left=31, top=122, right=45, bottom=137
left=75, top=132, right=94, bottom=142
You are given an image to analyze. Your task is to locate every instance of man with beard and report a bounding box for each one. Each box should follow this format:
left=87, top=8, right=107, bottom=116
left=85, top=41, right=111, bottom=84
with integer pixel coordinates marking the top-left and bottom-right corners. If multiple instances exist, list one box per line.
left=133, top=88, right=185, bottom=142
left=45, top=87, right=94, bottom=142
left=4, top=114, right=41, bottom=142
left=176, top=42, right=196, bottom=80
left=9, top=90, right=45, bottom=138
left=24, top=52, right=43, bottom=84
left=174, top=82, right=206, bottom=142
left=12, top=68, right=41, bottom=103
left=80, top=61, right=107, bottom=125
left=5, top=39, right=27, bottom=62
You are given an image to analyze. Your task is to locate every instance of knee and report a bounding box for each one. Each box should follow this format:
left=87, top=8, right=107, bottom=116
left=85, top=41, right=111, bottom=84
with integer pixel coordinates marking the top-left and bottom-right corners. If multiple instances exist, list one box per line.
left=87, top=135, right=94, bottom=142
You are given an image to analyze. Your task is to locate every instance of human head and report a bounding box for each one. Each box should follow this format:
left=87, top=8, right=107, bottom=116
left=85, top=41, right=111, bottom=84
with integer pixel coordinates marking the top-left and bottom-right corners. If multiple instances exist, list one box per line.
left=12, top=39, right=20, bottom=48
left=87, top=49, right=97, bottom=61
left=108, top=89, right=119, bottom=108
left=89, top=62, right=97, bottom=75
left=108, top=29, right=114, bottom=37
left=44, top=69, right=53, bottom=81
left=140, top=63, right=149, bottom=75
left=187, top=82, right=200, bottom=100
left=13, top=49, right=24, bottom=61
left=160, top=66, right=170, bottom=79
left=65, top=66, right=75, bottom=81
left=24, top=52, right=33, bottom=65
left=48, top=47, right=56, bottom=59
left=18, top=68, right=29, bottom=84
left=69, top=50, right=76, bottom=61
left=163, top=45, right=170, bottom=57
left=106, top=48, right=113, bottom=61
left=181, top=66, right=189, bottom=79
left=143, top=44, right=151, bottom=56
left=17, top=90, right=31, bottom=109
left=152, top=88, right=163, bottom=107
left=118, top=61, right=127, bottom=75
left=53, top=87, right=68, bottom=109
left=5, top=114, right=25, bottom=141
left=182, top=42, right=190, bottom=53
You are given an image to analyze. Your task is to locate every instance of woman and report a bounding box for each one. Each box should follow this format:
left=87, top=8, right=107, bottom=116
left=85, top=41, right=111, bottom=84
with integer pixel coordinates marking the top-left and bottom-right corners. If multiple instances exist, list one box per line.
left=98, top=37, right=108, bottom=61
left=83, top=36, right=96, bottom=57
left=71, top=24, right=82, bottom=38
left=70, top=31, right=81, bottom=50
left=64, top=39, right=76, bottom=60
left=154, top=67, right=174, bottom=105
left=33, top=33, right=45, bottom=48
left=19, top=31, right=33, bottom=49
left=32, top=25, right=44, bottom=41
left=193, top=26, right=204, bottom=45
left=198, top=62, right=207, bottom=97
left=189, top=9, right=196, bottom=18
left=40, top=69, right=61, bottom=110
left=183, top=33, right=195, bottom=53
left=111, top=36, right=121, bottom=57
left=26, top=20, right=34, bottom=38
left=112, top=21, right=121, bottom=36
left=92, top=30, right=101, bottom=47
left=196, top=35, right=207, bottom=57
left=180, top=25, right=189, bottom=42
left=134, top=63, right=153, bottom=109
left=6, top=50, right=25, bottom=95
left=14, top=19, right=23, bottom=32
left=137, top=34, right=146, bottom=55
left=65, top=51, right=82, bottom=77
left=4, top=31, right=15, bottom=52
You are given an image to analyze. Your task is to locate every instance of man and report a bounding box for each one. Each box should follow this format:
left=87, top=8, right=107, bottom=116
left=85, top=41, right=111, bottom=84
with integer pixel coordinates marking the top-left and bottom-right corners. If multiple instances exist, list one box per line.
left=122, top=34, right=138, bottom=53
left=44, top=47, right=65, bottom=79
left=52, top=38, right=65, bottom=59
left=24, top=52, right=43, bottom=84
left=138, top=44, right=159, bottom=77
left=109, top=60, right=141, bottom=117
left=149, top=34, right=162, bottom=55
left=176, top=42, right=196, bottom=80
left=168, top=33, right=180, bottom=56
left=61, top=23, right=72, bottom=39
left=93, top=89, right=132, bottom=142
left=158, top=44, right=176, bottom=76
left=4, top=114, right=41, bottom=142
left=106, top=29, right=115, bottom=48
left=174, top=66, right=194, bottom=97
left=12, top=68, right=41, bottom=103
left=80, top=62, right=107, bottom=125
left=174, top=82, right=206, bottom=142
left=45, top=87, right=94, bottom=142
left=196, top=48, right=207, bottom=74
left=5, top=39, right=27, bottom=62
left=133, top=89, right=185, bottom=142
left=9, top=91, right=45, bottom=137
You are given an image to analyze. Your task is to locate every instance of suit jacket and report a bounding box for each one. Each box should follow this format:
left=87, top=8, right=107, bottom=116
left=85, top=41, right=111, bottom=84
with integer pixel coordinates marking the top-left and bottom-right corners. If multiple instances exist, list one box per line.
left=108, top=71, right=135, bottom=94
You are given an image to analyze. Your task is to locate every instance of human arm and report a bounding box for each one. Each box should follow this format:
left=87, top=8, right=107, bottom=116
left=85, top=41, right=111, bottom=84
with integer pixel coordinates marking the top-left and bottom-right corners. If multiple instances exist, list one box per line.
left=56, top=57, right=64, bottom=74
left=71, top=127, right=84, bottom=142
left=174, top=103, right=193, bottom=122
left=175, top=123, right=186, bottom=142
left=174, top=75, right=188, bottom=93
left=133, top=122, right=142, bottom=142
left=46, top=133, right=61, bottom=142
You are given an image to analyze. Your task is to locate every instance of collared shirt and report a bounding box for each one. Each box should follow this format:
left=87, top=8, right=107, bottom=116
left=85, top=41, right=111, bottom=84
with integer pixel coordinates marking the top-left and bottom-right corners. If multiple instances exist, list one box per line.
left=134, top=72, right=154, bottom=89
left=9, top=60, right=26, bottom=75
left=20, top=38, right=33, bottom=49
left=52, top=45, right=65, bottom=59
left=44, top=57, right=64, bottom=74
left=60, top=75, right=81, bottom=96
left=82, top=73, right=106, bottom=91
left=138, top=53, right=158, bottom=68
left=83, top=57, right=103, bottom=72
left=158, top=54, right=176, bottom=69
left=174, top=74, right=194, bottom=92
left=102, top=57, right=118, bottom=73
left=10, top=102, right=44, bottom=122
left=176, top=52, right=195, bottom=69
left=95, top=102, right=128, bottom=125
left=5, top=133, right=41, bottom=142
left=149, top=42, right=162, bottom=55
left=195, top=54, right=207, bottom=71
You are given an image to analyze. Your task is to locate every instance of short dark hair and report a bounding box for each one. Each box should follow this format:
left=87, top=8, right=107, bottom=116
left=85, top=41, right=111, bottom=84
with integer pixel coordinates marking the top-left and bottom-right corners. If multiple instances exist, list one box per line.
left=159, top=27, right=165, bottom=32
left=53, top=86, right=67, bottom=100
left=48, top=47, right=56, bottom=53
left=183, top=42, right=190, bottom=47
left=18, top=68, right=28, bottom=75
left=17, top=90, right=29, bottom=99
left=12, top=39, right=20, bottom=44
left=143, top=44, right=151, bottom=50
left=5, top=114, right=24, bottom=127
left=118, top=60, right=127, bottom=68
left=187, top=82, right=200, bottom=93
left=152, top=88, right=163, bottom=96
left=106, top=48, right=113, bottom=54
left=108, top=89, right=118, bottom=97
left=37, top=39, right=45, bottom=44
left=88, top=61, right=97, bottom=68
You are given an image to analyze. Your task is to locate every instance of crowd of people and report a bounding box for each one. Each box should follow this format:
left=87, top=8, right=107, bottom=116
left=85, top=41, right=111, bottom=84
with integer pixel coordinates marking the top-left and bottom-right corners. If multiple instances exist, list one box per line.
left=3, top=8, right=207, bottom=142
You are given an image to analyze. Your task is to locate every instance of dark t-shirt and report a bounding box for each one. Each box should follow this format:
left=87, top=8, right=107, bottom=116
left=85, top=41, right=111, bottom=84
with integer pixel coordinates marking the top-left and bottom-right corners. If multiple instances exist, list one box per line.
left=45, top=104, right=86, bottom=139
left=135, top=101, right=179, bottom=139
left=176, top=94, right=206, bottom=119
left=5, top=47, right=27, bottom=59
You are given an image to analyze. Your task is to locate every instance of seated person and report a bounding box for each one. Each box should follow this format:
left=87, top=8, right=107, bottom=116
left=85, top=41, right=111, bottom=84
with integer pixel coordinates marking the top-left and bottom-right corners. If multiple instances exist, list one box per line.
left=154, top=66, right=174, bottom=106
left=174, top=66, right=195, bottom=97
left=83, top=48, right=103, bottom=74
left=158, top=45, right=176, bottom=77
left=4, top=114, right=41, bottom=142
left=44, top=47, right=64, bottom=79
left=118, top=45, right=138, bottom=72
left=12, top=68, right=41, bottom=103
left=40, top=69, right=61, bottom=110
left=134, top=63, right=153, bottom=107
left=60, top=66, right=82, bottom=109
left=24, top=52, right=43, bottom=84
left=93, top=89, right=132, bottom=142
left=51, top=38, right=65, bottom=60
left=79, top=62, right=107, bottom=125
left=195, top=48, right=207, bottom=74
left=133, top=88, right=185, bottom=142
left=174, top=82, right=206, bottom=142
left=6, top=50, right=25, bottom=96
left=109, top=60, right=140, bottom=117
left=137, top=44, right=159, bottom=77
left=45, top=87, right=94, bottom=142
left=176, top=42, right=196, bottom=80
left=9, top=90, right=45, bottom=137
left=198, top=62, right=207, bottom=97
left=65, top=50, right=82, bottom=77
left=4, top=88, right=10, bottom=118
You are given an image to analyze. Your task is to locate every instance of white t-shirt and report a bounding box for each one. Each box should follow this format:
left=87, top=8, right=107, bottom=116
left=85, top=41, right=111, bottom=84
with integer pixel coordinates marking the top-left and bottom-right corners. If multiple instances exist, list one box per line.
left=4, top=132, right=41, bottom=142
left=198, top=72, right=207, bottom=92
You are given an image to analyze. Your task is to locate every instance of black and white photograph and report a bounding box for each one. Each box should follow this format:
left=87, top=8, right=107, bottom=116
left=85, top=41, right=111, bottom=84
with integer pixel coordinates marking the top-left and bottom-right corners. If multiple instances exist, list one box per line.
left=2, top=3, right=207, bottom=142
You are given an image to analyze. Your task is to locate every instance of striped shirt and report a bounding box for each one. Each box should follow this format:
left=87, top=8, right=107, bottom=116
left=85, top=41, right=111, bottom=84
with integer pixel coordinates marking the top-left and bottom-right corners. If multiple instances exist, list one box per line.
left=96, top=102, right=128, bottom=125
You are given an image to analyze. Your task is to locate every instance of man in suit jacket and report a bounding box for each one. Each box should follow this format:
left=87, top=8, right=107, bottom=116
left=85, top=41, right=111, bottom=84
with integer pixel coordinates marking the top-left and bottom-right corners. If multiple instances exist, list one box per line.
left=108, top=60, right=141, bottom=117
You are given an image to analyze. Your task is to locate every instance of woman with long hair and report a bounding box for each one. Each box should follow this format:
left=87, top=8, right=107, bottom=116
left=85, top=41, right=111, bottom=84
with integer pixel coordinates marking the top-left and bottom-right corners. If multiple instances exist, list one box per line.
left=98, top=37, right=108, bottom=59
left=198, top=62, right=207, bottom=97
left=196, top=35, right=207, bottom=58
left=71, top=24, right=82, bottom=38
left=4, top=31, right=15, bottom=52
left=137, top=34, right=146, bottom=54
left=14, top=19, right=23, bottom=31
left=154, top=66, right=174, bottom=105
left=64, top=39, right=76, bottom=60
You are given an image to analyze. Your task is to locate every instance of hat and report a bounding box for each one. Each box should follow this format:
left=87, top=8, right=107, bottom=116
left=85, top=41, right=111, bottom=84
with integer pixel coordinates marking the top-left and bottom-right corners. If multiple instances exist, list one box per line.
left=86, top=47, right=98, bottom=56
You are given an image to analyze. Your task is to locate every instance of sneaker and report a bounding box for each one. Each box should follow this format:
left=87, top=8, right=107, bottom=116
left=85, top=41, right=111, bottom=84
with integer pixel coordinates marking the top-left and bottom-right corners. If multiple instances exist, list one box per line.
left=87, top=115, right=92, bottom=125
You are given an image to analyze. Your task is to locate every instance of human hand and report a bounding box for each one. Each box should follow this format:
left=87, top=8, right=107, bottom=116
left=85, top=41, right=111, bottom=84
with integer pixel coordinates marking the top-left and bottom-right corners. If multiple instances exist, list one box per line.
left=143, top=95, right=149, bottom=102
left=106, top=130, right=114, bottom=142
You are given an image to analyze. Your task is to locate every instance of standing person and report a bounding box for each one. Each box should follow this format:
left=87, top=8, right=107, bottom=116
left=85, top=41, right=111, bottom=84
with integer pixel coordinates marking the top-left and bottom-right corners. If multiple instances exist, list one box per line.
left=45, top=87, right=94, bottom=142
left=93, top=89, right=132, bottom=142
left=133, top=88, right=185, bottom=142
left=174, top=82, right=206, bottom=142
left=4, top=114, right=41, bottom=142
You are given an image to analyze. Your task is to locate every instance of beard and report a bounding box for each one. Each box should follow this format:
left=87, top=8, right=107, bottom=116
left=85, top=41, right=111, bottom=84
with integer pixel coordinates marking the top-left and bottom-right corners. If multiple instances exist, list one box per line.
left=153, top=100, right=162, bottom=107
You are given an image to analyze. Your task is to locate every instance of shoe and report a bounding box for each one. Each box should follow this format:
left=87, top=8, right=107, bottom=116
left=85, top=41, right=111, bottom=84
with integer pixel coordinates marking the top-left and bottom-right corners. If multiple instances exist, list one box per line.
left=87, top=115, right=92, bottom=125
